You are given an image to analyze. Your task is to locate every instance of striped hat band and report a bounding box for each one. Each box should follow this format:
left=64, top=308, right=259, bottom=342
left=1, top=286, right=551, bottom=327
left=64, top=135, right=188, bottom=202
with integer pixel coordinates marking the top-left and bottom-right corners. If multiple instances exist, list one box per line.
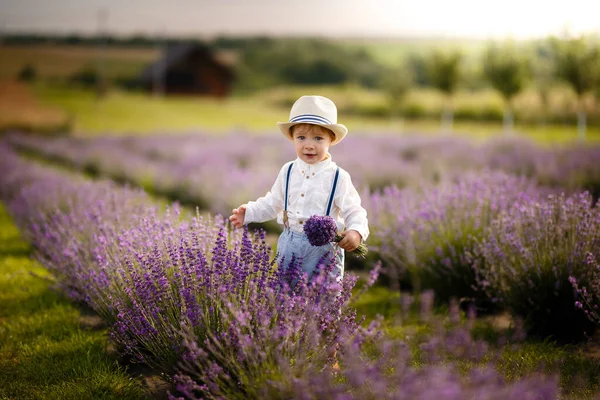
left=289, top=114, right=333, bottom=125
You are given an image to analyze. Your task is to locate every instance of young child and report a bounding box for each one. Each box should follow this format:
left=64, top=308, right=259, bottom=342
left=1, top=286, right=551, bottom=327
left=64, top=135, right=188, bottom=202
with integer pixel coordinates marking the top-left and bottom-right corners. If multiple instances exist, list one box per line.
left=229, top=95, right=369, bottom=282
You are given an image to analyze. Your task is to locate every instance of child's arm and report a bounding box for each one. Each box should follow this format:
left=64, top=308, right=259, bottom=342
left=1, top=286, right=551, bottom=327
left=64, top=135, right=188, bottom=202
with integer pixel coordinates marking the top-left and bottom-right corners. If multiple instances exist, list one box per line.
left=229, top=205, right=246, bottom=229
left=228, top=162, right=291, bottom=229
left=336, top=170, right=370, bottom=245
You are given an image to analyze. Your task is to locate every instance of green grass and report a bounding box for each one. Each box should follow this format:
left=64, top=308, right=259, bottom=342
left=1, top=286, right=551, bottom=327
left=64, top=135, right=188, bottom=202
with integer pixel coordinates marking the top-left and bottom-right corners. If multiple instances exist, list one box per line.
left=30, top=83, right=600, bottom=145
left=34, top=83, right=284, bottom=134
left=498, top=341, right=600, bottom=399
left=0, top=203, right=147, bottom=400
left=350, top=279, right=600, bottom=399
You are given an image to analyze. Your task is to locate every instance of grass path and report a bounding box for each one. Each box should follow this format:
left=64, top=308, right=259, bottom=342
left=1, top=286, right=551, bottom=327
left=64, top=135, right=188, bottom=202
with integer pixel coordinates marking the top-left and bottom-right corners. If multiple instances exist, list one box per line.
left=0, top=203, right=148, bottom=400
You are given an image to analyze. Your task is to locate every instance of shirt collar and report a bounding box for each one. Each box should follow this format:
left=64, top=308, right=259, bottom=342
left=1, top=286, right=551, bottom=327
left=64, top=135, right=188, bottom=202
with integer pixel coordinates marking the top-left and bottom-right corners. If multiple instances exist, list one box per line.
left=294, top=154, right=333, bottom=175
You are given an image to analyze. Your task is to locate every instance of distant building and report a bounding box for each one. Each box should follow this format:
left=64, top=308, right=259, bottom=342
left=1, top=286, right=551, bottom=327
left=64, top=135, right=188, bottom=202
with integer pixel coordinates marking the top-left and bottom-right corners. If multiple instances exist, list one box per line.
left=140, top=42, right=235, bottom=97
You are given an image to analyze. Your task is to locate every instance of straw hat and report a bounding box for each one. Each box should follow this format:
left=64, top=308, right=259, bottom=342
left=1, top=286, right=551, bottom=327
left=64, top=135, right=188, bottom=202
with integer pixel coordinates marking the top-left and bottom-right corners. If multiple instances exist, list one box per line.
left=277, top=95, right=348, bottom=145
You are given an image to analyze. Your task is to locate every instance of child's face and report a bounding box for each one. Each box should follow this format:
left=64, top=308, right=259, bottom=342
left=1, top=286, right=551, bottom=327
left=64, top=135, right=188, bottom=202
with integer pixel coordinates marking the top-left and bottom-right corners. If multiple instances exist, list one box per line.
left=291, top=124, right=334, bottom=164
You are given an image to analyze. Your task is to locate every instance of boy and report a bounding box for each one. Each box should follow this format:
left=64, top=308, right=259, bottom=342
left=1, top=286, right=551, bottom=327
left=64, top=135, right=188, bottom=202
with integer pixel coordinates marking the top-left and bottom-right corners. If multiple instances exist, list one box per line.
left=229, top=95, right=369, bottom=281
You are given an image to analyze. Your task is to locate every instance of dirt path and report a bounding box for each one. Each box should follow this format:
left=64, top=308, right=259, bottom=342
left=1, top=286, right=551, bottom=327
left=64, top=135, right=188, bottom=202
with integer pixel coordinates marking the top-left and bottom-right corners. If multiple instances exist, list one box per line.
left=0, top=80, right=69, bottom=133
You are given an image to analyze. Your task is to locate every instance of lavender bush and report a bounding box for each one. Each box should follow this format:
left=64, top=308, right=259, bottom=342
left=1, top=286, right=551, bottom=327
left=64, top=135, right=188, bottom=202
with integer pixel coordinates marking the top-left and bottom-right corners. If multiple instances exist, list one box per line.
left=476, top=192, right=600, bottom=342
left=170, top=262, right=378, bottom=399
left=171, top=292, right=559, bottom=400
left=368, top=171, right=542, bottom=304
left=109, top=221, right=376, bottom=379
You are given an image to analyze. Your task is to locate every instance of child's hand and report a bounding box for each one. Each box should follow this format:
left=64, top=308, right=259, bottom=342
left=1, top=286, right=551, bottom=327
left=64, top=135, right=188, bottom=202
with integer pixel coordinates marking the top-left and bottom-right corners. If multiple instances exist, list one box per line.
left=229, top=205, right=247, bottom=229
left=337, top=230, right=362, bottom=252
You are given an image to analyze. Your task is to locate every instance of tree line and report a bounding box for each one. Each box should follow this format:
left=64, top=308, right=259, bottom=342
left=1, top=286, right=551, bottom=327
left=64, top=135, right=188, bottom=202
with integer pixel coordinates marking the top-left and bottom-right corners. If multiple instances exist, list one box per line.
left=221, top=35, right=600, bottom=136
left=413, top=36, right=600, bottom=138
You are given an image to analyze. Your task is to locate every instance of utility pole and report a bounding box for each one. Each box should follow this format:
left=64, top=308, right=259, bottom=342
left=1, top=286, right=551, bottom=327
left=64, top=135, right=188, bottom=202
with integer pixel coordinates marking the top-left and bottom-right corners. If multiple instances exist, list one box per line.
left=153, top=26, right=166, bottom=97
left=0, top=19, right=5, bottom=47
left=96, top=8, right=108, bottom=98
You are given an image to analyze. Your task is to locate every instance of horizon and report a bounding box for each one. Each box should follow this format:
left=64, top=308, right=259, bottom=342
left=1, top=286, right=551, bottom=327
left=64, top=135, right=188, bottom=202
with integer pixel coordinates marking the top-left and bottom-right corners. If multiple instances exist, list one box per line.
left=1, top=30, right=533, bottom=42
left=2, top=0, right=599, bottom=41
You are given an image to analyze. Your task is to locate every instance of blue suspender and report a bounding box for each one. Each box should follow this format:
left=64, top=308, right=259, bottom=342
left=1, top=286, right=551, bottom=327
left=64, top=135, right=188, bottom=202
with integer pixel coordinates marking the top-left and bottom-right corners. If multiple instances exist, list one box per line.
left=284, top=164, right=340, bottom=218
left=283, top=162, right=294, bottom=229
left=326, top=167, right=340, bottom=216
left=284, top=162, right=293, bottom=214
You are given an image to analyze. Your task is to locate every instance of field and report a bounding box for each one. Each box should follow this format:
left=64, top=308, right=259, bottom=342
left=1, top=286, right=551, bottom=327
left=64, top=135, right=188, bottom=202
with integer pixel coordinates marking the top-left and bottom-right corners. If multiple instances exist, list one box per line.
left=2, top=127, right=600, bottom=398
left=0, top=44, right=158, bottom=81
left=2, top=41, right=600, bottom=399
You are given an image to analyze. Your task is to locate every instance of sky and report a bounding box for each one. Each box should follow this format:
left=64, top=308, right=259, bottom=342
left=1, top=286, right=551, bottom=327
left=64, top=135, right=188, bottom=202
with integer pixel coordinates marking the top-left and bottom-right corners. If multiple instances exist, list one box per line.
left=2, top=0, right=599, bottom=39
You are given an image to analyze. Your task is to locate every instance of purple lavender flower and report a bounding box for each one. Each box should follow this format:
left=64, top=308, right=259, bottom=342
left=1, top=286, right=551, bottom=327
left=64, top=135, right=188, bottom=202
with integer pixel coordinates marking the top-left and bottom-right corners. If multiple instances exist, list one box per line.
left=303, top=215, right=337, bottom=246
left=570, top=253, right=600, bottom=325
left=303, top=215, right=368, bottom=259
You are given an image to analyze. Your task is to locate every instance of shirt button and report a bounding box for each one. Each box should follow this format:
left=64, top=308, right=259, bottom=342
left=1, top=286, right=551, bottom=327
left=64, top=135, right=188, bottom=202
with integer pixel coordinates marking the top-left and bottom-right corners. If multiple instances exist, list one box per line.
left=306, top=176, right=309, bottom=179
left=301, top=193, right=304, bottom=197
left=299, top=221, right=303, bottom=224
left=312, top=173, right=315, bottom=176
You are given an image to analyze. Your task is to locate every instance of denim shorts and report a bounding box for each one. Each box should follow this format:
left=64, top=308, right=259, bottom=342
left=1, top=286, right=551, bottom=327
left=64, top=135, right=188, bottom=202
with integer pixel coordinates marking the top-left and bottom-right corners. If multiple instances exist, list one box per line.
left=276, top=229, right=344, bottom=282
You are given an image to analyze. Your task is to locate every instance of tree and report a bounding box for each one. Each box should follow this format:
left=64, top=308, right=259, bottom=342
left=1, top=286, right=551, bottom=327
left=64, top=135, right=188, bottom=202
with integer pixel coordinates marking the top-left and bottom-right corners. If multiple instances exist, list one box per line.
left=531, top=40, right=555, bottom=126
left=551, top=35, right=600, bottom=141
left=17, top=64, right=37, bottom=82
left=405, top=54, right=428, bottom=87
left=426, top=50, right=462, bottom=134
left=69, top=65, right=108, bottom=97
left=482, top=41, right=530, bottom=134
left=380, top=64, right=413, bottom=127
left=70, top=65, right=101, bottom=87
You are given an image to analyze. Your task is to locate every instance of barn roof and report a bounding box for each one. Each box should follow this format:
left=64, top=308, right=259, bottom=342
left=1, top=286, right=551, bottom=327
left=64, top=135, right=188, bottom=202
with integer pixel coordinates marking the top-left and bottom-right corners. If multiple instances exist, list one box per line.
left=140, top=42, right=235, bottom=83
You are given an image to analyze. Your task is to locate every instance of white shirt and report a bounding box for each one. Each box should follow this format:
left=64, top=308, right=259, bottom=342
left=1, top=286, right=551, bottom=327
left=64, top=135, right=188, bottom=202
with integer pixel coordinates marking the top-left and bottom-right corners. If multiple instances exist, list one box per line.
left=244, top=156, right=369, bottom=241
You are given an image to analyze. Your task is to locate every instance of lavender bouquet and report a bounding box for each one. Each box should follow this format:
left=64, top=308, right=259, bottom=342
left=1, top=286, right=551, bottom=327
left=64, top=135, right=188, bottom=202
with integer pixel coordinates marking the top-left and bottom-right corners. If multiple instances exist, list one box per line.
left=303, top=215, right=368, bottom=259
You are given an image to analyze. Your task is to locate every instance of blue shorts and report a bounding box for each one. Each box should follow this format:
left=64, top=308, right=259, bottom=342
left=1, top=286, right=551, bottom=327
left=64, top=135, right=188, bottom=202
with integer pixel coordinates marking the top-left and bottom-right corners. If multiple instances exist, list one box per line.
left=276, top=229, right=344, bottom=282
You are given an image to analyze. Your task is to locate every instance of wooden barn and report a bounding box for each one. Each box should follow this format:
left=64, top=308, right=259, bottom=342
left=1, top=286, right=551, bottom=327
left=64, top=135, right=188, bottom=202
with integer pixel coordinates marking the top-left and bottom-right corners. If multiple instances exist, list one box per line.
left=140, top=42, right=235, bottom=97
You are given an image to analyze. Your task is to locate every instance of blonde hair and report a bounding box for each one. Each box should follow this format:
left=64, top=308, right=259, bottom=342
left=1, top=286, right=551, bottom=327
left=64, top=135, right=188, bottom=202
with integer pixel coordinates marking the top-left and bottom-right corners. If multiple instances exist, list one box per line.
left=290, top=123, right=335, bottom=141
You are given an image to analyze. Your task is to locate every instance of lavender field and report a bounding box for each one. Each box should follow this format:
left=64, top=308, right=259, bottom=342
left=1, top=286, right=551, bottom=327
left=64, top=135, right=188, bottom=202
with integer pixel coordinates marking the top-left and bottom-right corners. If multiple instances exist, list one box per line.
left=2, top=132, right=600, bottom=399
